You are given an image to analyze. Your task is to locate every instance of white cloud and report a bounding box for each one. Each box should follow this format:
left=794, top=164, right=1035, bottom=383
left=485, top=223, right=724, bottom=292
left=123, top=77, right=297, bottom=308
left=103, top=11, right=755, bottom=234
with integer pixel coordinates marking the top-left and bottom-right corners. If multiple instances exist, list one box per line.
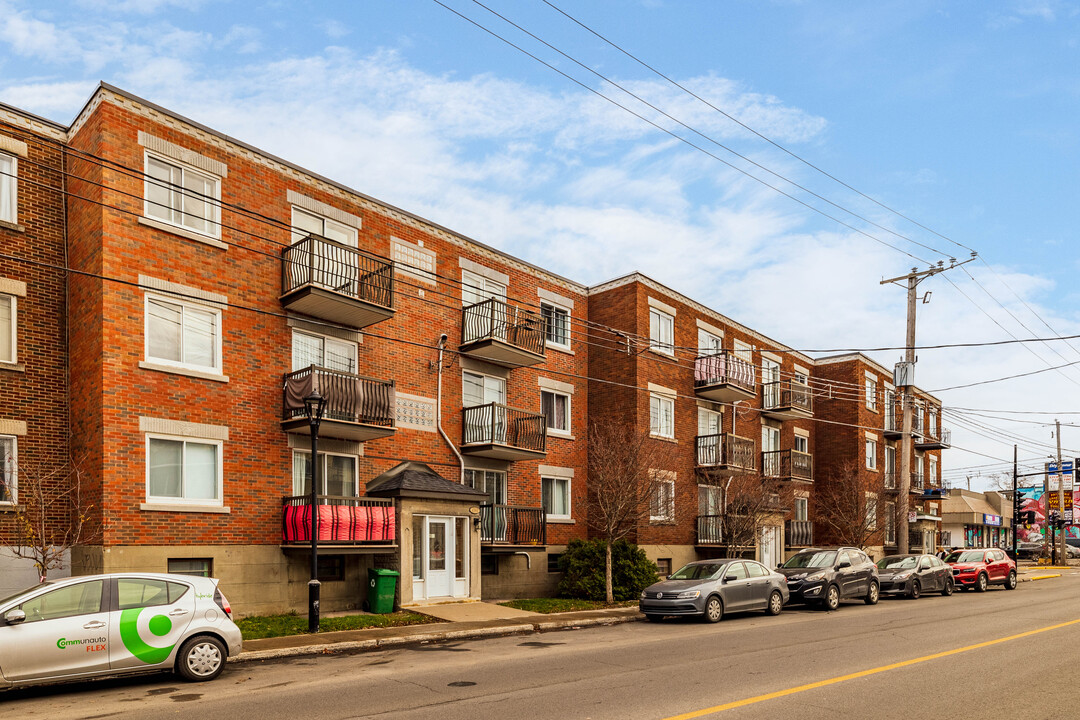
left=0, top=4, right=81, bottom=63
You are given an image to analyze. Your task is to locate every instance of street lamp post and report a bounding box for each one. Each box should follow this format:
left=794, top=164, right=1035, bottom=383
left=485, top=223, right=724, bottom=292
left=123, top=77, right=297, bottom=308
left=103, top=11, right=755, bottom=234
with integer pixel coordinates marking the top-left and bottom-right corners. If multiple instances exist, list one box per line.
left=305, top=389, right=326, bottom=633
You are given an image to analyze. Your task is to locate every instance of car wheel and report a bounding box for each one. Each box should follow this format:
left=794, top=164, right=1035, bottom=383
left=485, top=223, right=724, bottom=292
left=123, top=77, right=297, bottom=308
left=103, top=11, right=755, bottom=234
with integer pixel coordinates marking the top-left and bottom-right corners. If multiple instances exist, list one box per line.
left=644, top=613, right=663, bottom=622
left=766, top=590, right=784, bottom=616
left=176, top=635, right=227, bottom=682
left=942, top=578, right=954, bottom=596
left=864, top=581, right=879, bottom=605
left=975, top=573, right=988, bottom=592
left=1005, top=571, right=1017, bottom=590
left=909, top=580, right=921, bottom=600
left=823, top=584, right=840, bottom=611
left=703, top=595, right=724, bottom=623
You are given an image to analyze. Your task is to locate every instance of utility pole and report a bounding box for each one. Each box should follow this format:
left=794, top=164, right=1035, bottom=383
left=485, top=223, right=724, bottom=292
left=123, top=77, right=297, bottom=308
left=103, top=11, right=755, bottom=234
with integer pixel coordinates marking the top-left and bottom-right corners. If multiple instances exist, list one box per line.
left=1010, top=445, right=1017, bottom=562
left=881, top=254, right=976, bottom=554
left=1056, top=419, right=1065, bottom=566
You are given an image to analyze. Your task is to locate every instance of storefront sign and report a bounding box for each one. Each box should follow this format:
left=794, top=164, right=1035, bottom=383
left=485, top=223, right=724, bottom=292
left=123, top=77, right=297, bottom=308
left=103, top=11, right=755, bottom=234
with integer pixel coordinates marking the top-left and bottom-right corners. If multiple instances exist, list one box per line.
left=983, top=514, right=1002, bottom=526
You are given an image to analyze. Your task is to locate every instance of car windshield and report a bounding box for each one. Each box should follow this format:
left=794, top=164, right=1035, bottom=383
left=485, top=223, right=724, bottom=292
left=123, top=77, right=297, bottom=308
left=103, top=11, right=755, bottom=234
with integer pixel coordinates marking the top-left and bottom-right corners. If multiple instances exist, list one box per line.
left=782, top=551, right=837, bottom=569
left=877, top=556, right=918, bottom=570
left=948, top=551, right=986, bottom=563
left=0, top=582, right=52, bottom=608
left=668, top=563, right=724, bottom=580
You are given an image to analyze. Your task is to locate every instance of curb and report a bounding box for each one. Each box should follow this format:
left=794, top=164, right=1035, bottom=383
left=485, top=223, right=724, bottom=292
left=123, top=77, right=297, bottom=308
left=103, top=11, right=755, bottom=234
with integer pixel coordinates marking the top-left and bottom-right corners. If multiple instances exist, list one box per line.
left=1026, top=573, right=1062, bottom=581
left=231, top=613, right=641, bottom=663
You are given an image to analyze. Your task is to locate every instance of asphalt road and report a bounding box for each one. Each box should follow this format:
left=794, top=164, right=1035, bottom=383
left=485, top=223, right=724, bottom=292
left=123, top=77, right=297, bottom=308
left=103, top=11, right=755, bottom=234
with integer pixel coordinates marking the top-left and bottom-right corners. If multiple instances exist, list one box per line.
left=6, top=573, right=1080, bottom=720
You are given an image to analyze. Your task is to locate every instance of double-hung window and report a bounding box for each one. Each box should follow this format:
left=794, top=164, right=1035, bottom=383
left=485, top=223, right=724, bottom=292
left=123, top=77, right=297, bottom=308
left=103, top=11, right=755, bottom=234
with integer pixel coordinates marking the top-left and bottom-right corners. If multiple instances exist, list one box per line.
left=146, top=436, right=221, bottom=504
left=541, top=303, right=570, bottom=350
left=293, top=451, right=358, bottom=497
left=541, top=389, right=571, bottom=436
left=0, top=435, right=16, bottom=504
left=146, top=296, right=222, bottom=374
left=649, top=473, right=675, bottom=522
left=794, top=496, right=808, bottom=522
left=865, top=493, right=878, bottom=531
left=649, top=393, right=675, bottom=439
left=0, top=294, right=14, bottom=364
left=649, top=308, right=674, bottom=355
left=865, top=377, right=878, bottom=411
left=866, top=437, right=878, bottom=470
left=541, top=476, right=571, bottom=519
left=145, top=154, right=220, bottom=237
left=0, top=152, right=16, bottom=224
left=292, top=330, right=357, bottom=374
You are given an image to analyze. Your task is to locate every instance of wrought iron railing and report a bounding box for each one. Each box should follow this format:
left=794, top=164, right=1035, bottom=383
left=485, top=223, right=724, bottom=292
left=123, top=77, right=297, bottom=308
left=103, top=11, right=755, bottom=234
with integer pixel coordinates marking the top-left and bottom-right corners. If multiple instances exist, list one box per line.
left=911, top=473, right=925, bottom=491
left=695, top=434, right=756, bottom=470
left=762, top=380, right=813, bottom=414
left=281, top=495, right=396, bottom=544
left=461, top=297, right=545, bottom=356
left=282, top=234, right=394, bottom=310
left=696, top=515, right=724, bottom=544
left=283, top=365, right=396, bottom=426
left=479, top=504, right=545, bottom=544
left=761, top=449, right=813, bottom=481
left=785, top=519, right=813, bottom=547
left=693, top=351, right=755, bottom=395
left=462, top=403, right=546, bottom=453
left=885, top=471, right=897, bottom=489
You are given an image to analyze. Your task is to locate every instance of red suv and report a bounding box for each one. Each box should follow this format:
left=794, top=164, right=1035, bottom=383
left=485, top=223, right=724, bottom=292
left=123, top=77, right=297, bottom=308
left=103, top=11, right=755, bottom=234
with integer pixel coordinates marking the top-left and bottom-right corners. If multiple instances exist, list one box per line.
left=946, top=548, right=1017, bottom=592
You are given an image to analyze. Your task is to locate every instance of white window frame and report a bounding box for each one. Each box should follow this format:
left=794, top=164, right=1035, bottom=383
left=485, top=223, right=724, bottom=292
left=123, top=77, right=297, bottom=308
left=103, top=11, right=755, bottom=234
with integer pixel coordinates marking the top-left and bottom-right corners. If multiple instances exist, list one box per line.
left=291, top=329, right=358, bottom=374
left=697, top=328, right=723, bottom=355
left=540, top=301, right=571, bottom=351
left=144, top=294, right=223, bottom=374
left=463, top=370, right=506, bottom=407
left=649, top=308, right=674, bottom=355
left=794, top=496, right=808, bottom=522
left=292, top=449, right=360, bottom=497
left=884, top=501, right=896, bottom=544
left=0, top=152, right=16, bottom=225
left=541, top=476, right=572, bottom=520
left=793, top=433, right=809, bottom=454
left=865, top=377, right=878, bottom=411
left=0, top=294, right=15, bottom=365
left=540, top=389, right=572, bottom=437
left=866, top=437, right=878, bottom=470
left=649, top=473, right=675, bottom=523
left=649, top=392, right=675, bottom=439
left=461, top=268, right=506, bottom=307
left=929, top=456, right=938, bottom=487
left=144, top=433, right=223, bottom=506
left=143, top=151, right=222, bottom=238
left=0, top=434, right=16, bottom=504
left=291, top=206, right=359, bottom=247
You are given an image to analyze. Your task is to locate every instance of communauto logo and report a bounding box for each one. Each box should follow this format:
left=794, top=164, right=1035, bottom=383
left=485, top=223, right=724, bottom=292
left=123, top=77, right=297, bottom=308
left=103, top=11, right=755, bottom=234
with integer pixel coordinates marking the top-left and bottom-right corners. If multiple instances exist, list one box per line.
left=118, top=607, right=177, bottom=664
left=57, top=636, right=106, bottom=649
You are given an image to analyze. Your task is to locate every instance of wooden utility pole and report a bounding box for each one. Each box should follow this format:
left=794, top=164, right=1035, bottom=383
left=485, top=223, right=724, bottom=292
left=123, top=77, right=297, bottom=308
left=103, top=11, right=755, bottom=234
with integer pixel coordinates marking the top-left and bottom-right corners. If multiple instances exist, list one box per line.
left=881, top=254, right=975, bottom=554
left=1056, top=419, right=1066, bottom=565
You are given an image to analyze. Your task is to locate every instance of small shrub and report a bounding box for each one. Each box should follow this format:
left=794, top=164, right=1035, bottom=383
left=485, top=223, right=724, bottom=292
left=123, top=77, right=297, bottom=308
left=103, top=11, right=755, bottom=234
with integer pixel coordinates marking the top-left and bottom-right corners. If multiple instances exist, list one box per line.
left=557, top=538, right=658, bottom=601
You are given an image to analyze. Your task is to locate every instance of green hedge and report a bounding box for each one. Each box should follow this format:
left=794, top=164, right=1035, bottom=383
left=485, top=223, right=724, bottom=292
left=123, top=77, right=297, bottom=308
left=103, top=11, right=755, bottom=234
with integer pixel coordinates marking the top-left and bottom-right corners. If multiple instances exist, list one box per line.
left=557, top=538, right=659, bottom=601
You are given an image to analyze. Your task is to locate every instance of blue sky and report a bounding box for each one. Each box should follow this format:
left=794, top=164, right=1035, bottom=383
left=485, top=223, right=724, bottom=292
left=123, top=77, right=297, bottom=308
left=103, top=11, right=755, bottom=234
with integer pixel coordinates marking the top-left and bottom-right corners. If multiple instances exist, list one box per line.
left=2, top=0, right=1079, bottom=489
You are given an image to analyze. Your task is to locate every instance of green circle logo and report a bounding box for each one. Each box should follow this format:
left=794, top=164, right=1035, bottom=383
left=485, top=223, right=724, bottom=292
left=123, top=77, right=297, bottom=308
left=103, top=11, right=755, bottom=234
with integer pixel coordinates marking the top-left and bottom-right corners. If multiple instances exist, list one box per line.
left=148, top=614, right=172, bottom=637
left=119, top=608, right=177, bottom=664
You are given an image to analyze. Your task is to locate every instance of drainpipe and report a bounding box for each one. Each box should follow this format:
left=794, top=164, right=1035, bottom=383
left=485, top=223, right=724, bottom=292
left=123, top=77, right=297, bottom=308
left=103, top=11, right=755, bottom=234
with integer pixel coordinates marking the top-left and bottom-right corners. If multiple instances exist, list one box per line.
left=435, top=334, right=465, bottom=484
left=512, top=551, right=531, bottom=570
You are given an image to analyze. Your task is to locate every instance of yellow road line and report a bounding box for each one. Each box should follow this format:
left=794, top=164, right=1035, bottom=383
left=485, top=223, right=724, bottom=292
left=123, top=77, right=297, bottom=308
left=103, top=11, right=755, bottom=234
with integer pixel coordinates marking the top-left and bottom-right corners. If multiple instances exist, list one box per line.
left=663, top=617, right=1080, bottom=719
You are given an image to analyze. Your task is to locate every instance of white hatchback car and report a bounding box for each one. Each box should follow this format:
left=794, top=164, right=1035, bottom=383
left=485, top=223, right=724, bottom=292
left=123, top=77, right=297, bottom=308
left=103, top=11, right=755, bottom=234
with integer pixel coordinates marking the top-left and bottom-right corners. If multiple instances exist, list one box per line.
left=0, top=573, right=242, bottom=690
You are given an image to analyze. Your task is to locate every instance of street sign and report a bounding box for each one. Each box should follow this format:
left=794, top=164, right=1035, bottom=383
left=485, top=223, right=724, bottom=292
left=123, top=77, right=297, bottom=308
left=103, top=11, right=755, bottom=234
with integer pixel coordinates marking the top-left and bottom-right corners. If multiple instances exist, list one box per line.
left=1047, top=460, right=1074, bottom=491
left=907, top=510, right=918, bottom=523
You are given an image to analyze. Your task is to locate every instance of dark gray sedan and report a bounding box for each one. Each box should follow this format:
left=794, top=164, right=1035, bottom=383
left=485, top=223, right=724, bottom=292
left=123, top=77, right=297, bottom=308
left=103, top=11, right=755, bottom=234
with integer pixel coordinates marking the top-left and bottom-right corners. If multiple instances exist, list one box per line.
left=639, top=559, right=789, bottom=623
left=876, top=554, right=954, bottom=598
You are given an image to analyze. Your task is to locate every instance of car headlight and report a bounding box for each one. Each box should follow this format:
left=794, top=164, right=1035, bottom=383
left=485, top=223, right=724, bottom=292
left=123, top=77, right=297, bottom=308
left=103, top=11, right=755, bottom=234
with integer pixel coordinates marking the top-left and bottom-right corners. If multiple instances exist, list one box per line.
left=676, top=590, right=700, bottom=599
left=641, top=589, right=648, bottom=599
left=803, top=571, right=826, bottom=582
left=893, top=572, right=913, bottom=581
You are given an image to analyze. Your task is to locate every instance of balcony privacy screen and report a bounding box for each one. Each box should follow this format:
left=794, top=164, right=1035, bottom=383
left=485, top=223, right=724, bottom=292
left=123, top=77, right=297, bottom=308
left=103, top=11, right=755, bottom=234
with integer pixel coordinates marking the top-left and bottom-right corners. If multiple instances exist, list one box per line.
left=283, top=366, right=395, bottom=426
left=282, top=498, right=396, bottom=543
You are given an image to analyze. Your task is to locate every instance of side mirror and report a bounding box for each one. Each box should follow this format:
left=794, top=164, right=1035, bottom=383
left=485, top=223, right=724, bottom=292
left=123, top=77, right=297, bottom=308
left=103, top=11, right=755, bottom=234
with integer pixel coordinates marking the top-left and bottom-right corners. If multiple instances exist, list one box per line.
left=723, top=574, right=737, bottom=583
left=5, top=609, right=25, bottom=626
left=777, top=564, right=783, bottom=570
left=838, top=560, right=851, bottom=569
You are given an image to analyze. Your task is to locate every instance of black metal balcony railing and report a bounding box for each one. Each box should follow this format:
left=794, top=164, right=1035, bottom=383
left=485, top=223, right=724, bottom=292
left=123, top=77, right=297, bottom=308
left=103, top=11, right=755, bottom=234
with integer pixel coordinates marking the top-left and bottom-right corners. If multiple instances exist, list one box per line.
left=282, top=234, right=394, bottom=310
left=281, top=495, right=395, bottom=544
left=885, top=409, right=900, bottom=434
left=693, top=351, right=756, bottom=395
left=462, top=403, right=546, bottom=453
left=761, top=449, right=813, bottom=482
left=479, top=504, right=546, bottom=545
left=695, top=434, right=756, bottom=471
left=911, top=473, right=925, bottom=492
left=762, top=380, right=813, bottom=415
left=786, top=519, right=813, bottom=547
left=283, top=365, right=396, bottom=426
left=884, top=471, right=897, bottom=490
left=462, top=297, right=545, bottom=356
left=696, top=515, right=724, bottom=545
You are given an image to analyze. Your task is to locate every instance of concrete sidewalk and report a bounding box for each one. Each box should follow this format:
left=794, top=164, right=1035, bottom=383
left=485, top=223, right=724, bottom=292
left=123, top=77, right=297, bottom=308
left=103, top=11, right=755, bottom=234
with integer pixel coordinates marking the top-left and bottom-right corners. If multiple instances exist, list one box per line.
left=234, top=605, right=642, bottom=663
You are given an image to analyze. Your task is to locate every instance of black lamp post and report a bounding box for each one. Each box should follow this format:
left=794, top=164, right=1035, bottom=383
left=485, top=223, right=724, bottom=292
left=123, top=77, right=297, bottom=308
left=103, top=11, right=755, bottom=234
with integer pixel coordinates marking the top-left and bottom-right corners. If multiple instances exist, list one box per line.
left=305, top=388, right=327, bottom=633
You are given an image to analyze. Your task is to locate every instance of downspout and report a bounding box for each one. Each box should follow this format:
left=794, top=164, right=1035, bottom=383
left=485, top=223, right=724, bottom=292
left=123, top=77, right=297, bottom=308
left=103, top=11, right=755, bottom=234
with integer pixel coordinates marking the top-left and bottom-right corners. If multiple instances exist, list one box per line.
left=435, top=334, right=465, bottom=484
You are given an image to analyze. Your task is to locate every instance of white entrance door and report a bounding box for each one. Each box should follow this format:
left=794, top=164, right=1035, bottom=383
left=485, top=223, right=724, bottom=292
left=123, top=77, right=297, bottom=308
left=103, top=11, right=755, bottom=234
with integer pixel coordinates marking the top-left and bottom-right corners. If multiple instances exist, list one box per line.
left=759, top=525, right=781, bottom=568
left=426, top=517, right=452, bottom=597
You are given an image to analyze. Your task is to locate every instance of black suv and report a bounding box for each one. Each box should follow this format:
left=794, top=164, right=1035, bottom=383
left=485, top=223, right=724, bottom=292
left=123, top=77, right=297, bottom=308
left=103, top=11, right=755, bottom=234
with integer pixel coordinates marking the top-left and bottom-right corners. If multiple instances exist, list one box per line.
left=777, top=547, right=879, bottom=610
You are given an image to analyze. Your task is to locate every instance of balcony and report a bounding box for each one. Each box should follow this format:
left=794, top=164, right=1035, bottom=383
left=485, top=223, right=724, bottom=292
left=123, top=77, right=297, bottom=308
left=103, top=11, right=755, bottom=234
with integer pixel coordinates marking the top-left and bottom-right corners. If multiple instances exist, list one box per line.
left=762, top=449, right=813, bottom=483
left=786, top=519, right=813, bottom=547
left=460, top=298, right=545, bottom=368
left=911, top=473, right=925, bottom=493
left=479, top=504, right=546, bottom=547
left=695, top=434, right=756, bottom=472
left=884, top=471, right=898, bottom=491
left=693, top=351, right=756, bottom=403
left=461, top=403, right=546, bottom=461
left=281, top=234, right=395, bottom=329
left=884, top=409, right=902, bottom=439
left=916, top=427, right=951, bottom=451
left=281, top=496, right=396, bottom=550
left=696, top=515, right=724, bottom=546
left=282, top=365, right=396, bottom=442
left=761, top=380, right=812, bottom=420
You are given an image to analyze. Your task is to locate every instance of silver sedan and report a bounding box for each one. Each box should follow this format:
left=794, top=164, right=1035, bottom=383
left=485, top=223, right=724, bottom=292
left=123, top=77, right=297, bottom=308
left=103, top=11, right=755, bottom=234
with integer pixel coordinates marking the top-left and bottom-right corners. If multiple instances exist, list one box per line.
left=639, top=558, right=789, bottom=623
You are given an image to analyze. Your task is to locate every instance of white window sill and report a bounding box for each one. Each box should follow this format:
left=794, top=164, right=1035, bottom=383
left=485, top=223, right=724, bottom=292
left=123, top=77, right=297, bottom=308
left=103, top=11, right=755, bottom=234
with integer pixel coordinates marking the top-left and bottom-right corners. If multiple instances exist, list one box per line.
left=547, top=430, right=576, bottom=441
left=0, top=220, right=25, bottom=232
left=0, top=361, right=25, bottom=373
left=648, top=347, right=675, bottom=357
left=0, top=502, right=15, bottom=512
left=139, top=361, right=229, bottom=383
left=650, top=434, right=678, bottom=444
left=547, top=344, right=574, bottom=355
left=141, top=502, right=230, bottom=514
left=546, top=517, right=575, bottom=524
left=139, top=216, right=227, bottom=250
left=649, top=518, right=676, bottom=525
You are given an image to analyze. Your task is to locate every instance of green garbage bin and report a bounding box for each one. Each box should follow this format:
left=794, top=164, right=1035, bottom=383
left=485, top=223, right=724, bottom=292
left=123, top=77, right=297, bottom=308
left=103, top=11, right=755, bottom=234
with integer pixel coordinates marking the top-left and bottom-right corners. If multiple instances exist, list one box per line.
left=367, top=567, right=399, bottom=614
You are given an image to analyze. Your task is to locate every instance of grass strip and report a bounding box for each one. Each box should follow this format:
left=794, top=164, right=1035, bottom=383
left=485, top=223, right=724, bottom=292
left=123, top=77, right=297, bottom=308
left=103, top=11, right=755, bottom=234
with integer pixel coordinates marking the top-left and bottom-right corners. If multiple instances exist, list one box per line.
left=237, top=611, right=437, bottom=640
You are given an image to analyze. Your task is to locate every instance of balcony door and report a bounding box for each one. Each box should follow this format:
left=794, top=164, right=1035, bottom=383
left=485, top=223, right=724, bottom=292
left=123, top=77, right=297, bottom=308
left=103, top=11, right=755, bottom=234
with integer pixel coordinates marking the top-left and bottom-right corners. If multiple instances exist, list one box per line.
left=697, top=408, right=722, bottom=465
left=762, top=358, right=781, bottom=407
left=762, top=425, right=780, bottom=476
left=291, top=207, right=359, bottom=293
left=464, top=372, right=507, bottom=443
left=292, top=330, right=357, bottom=373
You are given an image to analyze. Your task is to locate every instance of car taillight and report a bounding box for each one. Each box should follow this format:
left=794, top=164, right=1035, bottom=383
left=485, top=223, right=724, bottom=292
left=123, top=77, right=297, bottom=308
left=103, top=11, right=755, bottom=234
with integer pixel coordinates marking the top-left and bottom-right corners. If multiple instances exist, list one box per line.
left=214, top=588, right=232, bottom=618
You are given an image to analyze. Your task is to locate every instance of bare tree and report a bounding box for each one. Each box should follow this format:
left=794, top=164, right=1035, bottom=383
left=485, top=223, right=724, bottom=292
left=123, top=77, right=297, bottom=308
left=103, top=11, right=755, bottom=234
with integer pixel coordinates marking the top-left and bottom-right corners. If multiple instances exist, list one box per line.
left=698, top=470, right=794, bottom=560
left=814, top=461, right=890, bottom=551
left=0, top=454, right=102, bottom=582
left=587, top=419, right=680, bottom=603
